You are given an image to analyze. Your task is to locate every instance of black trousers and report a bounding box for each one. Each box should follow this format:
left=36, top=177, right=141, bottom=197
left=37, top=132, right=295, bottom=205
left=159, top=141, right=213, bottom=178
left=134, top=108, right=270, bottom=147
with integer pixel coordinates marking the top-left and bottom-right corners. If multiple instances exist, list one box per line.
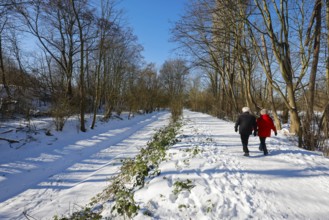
left=259, top=137, right=268, bottom=154
left=240, top=134, right=250, bottom=153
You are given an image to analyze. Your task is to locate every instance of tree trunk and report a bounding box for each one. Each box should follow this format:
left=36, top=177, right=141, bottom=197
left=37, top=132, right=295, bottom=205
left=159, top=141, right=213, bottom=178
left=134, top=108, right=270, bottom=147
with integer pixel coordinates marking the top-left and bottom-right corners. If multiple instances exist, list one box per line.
left=0, top=35, right=11, bottom=97
left=268, top=83, right=281, bottom=130
left=72, top=0, right=86, bottom=132
left=91, top=58, right=101, bottom=129
left=326, top=0, right=329, bottom=96
left=286, top=82, right=301, bottom=135
left=303, top=0, right=322, bottom=150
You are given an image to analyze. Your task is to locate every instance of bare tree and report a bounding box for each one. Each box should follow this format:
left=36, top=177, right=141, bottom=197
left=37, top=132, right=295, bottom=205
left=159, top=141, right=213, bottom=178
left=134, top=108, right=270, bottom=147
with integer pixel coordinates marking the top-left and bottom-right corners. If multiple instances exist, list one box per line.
left=172, top=0, right=234, bottom=117
left=72, top=0, right=95, bottom=132
left=102, top=26, right=141, bottom=120
left=159, top=59, right=189, bottom=121
left=250, top=32, right=281, bottom=129
left=327, top=0, right=329, bottom=96
left=12, top=0, right=101, bottom=131
left=172, top=0, right=260, bottom=119
left=12, top=0, right=80, bottom=99
left=0, top=1, right=11, bottom=97
left=91, top=0, right=121, bottom=129
left=302, top=0, right=322, bottom=150
left=249, top=0, right=304, bottom=139
left=317, top=0, right=329, bottom=155
left=126, top=63, right=159, bottom=114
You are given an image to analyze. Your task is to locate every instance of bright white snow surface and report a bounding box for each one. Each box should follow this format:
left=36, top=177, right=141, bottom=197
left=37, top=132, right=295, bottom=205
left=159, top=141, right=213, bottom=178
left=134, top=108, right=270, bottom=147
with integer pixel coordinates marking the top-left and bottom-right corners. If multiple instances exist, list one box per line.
left=1, top=110, right=329, bottom=220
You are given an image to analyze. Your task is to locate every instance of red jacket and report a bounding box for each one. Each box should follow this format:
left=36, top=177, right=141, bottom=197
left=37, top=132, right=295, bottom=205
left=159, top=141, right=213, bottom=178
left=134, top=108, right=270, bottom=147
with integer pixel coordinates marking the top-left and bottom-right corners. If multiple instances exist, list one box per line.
left=256, top=114, right=276, bottom=137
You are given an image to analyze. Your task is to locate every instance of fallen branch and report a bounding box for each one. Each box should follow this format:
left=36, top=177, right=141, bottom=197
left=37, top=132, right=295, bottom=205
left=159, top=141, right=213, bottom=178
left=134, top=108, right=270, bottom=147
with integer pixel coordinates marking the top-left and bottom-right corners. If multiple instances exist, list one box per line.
left=0, top=137, right=19, bottom=143
left=0, top=129, right=14, bottom=134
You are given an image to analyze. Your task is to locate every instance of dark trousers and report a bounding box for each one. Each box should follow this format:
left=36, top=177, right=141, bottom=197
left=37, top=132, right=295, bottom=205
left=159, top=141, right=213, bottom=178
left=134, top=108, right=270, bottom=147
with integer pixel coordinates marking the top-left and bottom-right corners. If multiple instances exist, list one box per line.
left=240, top=134, right=250, bottom=153
left=259, top=137, right=268, bottom=154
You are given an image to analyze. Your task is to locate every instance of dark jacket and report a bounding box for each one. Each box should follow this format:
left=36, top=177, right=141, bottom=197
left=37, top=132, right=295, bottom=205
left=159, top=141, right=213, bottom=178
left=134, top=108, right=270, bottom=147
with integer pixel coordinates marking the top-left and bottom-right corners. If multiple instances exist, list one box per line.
left=257, top=114, right=276, bottom=137
left=235, top=112, right=257, bottom=135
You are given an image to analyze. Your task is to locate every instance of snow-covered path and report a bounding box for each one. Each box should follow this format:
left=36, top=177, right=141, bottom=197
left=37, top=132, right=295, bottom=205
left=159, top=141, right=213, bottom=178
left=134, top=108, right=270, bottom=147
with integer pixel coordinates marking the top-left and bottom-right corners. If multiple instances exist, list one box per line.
left=1, top=110, right=329, bottom=220
left=0, top=111, right=171, bottom=220
left=132, top=110, right=329, bottom=220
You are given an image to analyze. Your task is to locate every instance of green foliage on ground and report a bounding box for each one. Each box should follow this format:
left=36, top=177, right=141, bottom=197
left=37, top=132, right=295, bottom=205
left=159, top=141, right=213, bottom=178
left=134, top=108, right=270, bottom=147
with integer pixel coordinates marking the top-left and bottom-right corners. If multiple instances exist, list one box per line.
left=109, top=120, right=181, bottom=218
left=173, top=179, right=195, bottom=195
left=55, top=118, right=182, bottom=219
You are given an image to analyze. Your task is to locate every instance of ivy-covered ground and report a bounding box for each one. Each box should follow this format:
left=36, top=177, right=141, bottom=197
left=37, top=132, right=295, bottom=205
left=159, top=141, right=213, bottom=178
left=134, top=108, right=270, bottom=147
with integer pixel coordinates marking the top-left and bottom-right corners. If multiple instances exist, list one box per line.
left=1, top=110, right=329, bottom=219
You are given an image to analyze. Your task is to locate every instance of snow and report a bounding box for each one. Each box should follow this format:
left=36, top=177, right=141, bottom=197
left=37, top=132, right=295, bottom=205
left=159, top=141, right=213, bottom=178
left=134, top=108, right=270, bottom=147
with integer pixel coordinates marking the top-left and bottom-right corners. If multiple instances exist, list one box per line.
left=1, top=110, right=329, bottom=220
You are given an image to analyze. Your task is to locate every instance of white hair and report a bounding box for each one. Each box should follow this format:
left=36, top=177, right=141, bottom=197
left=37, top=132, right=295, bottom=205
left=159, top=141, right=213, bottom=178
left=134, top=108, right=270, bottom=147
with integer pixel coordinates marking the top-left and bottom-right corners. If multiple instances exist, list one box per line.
left=260, top=109, right=268, bottom=115
left=242, top=107, right=250, bottom=113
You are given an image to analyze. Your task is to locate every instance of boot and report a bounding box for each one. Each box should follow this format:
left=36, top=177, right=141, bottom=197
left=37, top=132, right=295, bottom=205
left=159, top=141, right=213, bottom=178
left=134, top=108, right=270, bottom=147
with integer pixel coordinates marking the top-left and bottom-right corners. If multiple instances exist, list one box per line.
left=263, top=147, right=268, bottom=155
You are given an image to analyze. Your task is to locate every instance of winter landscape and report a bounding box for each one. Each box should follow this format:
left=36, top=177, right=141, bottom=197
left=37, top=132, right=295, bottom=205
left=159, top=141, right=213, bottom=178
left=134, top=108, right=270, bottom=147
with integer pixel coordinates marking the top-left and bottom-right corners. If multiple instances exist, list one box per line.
left=2, top=0, right=329, bottom=219
left=1, top=109, right=329, bottom=220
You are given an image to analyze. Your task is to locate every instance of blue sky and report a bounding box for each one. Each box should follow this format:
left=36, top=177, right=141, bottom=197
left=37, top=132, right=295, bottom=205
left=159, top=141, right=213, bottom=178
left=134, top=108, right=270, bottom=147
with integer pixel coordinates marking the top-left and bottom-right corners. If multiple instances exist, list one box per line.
left=118, top=0, right=188, bottom=68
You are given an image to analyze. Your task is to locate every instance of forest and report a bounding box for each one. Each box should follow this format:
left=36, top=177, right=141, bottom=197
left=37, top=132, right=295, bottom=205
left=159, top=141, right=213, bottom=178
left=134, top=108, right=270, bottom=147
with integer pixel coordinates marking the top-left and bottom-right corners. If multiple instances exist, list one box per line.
left=0, top=0, right=329, bottom=155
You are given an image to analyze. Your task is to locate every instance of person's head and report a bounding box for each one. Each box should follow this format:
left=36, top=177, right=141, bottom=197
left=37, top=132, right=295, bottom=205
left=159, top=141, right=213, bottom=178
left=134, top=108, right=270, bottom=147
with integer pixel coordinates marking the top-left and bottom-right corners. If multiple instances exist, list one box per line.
left=260, top=109, right=268, bottom=115
left=242, top=107, right=250, bottom=113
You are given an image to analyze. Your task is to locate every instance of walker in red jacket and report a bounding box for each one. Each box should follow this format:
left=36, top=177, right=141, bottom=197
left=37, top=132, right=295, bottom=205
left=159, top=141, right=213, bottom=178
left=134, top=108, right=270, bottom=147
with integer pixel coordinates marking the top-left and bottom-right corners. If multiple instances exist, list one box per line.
left=256, top=109, right=277, bottom=155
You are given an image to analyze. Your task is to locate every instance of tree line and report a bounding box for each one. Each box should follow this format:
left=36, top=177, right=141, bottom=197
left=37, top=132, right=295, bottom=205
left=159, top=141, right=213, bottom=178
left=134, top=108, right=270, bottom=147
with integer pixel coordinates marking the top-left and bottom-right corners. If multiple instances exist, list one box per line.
left=1, top=0, right=329, bottom=154
left=0, top=0, right=188, bottom=131
left=172, top=0, right=329, bottom=154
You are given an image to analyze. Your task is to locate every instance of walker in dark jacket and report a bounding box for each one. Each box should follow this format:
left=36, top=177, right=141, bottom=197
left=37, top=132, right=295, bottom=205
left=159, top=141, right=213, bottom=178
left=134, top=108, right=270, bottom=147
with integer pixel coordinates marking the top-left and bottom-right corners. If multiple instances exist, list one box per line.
left=234, top=107, right=257, bottom=156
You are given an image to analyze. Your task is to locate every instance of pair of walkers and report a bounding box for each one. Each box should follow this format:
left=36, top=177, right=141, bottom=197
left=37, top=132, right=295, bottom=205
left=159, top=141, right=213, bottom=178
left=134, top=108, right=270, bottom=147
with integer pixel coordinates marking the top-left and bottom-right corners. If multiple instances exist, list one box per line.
left=234, top=107, right=277, bottom=156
